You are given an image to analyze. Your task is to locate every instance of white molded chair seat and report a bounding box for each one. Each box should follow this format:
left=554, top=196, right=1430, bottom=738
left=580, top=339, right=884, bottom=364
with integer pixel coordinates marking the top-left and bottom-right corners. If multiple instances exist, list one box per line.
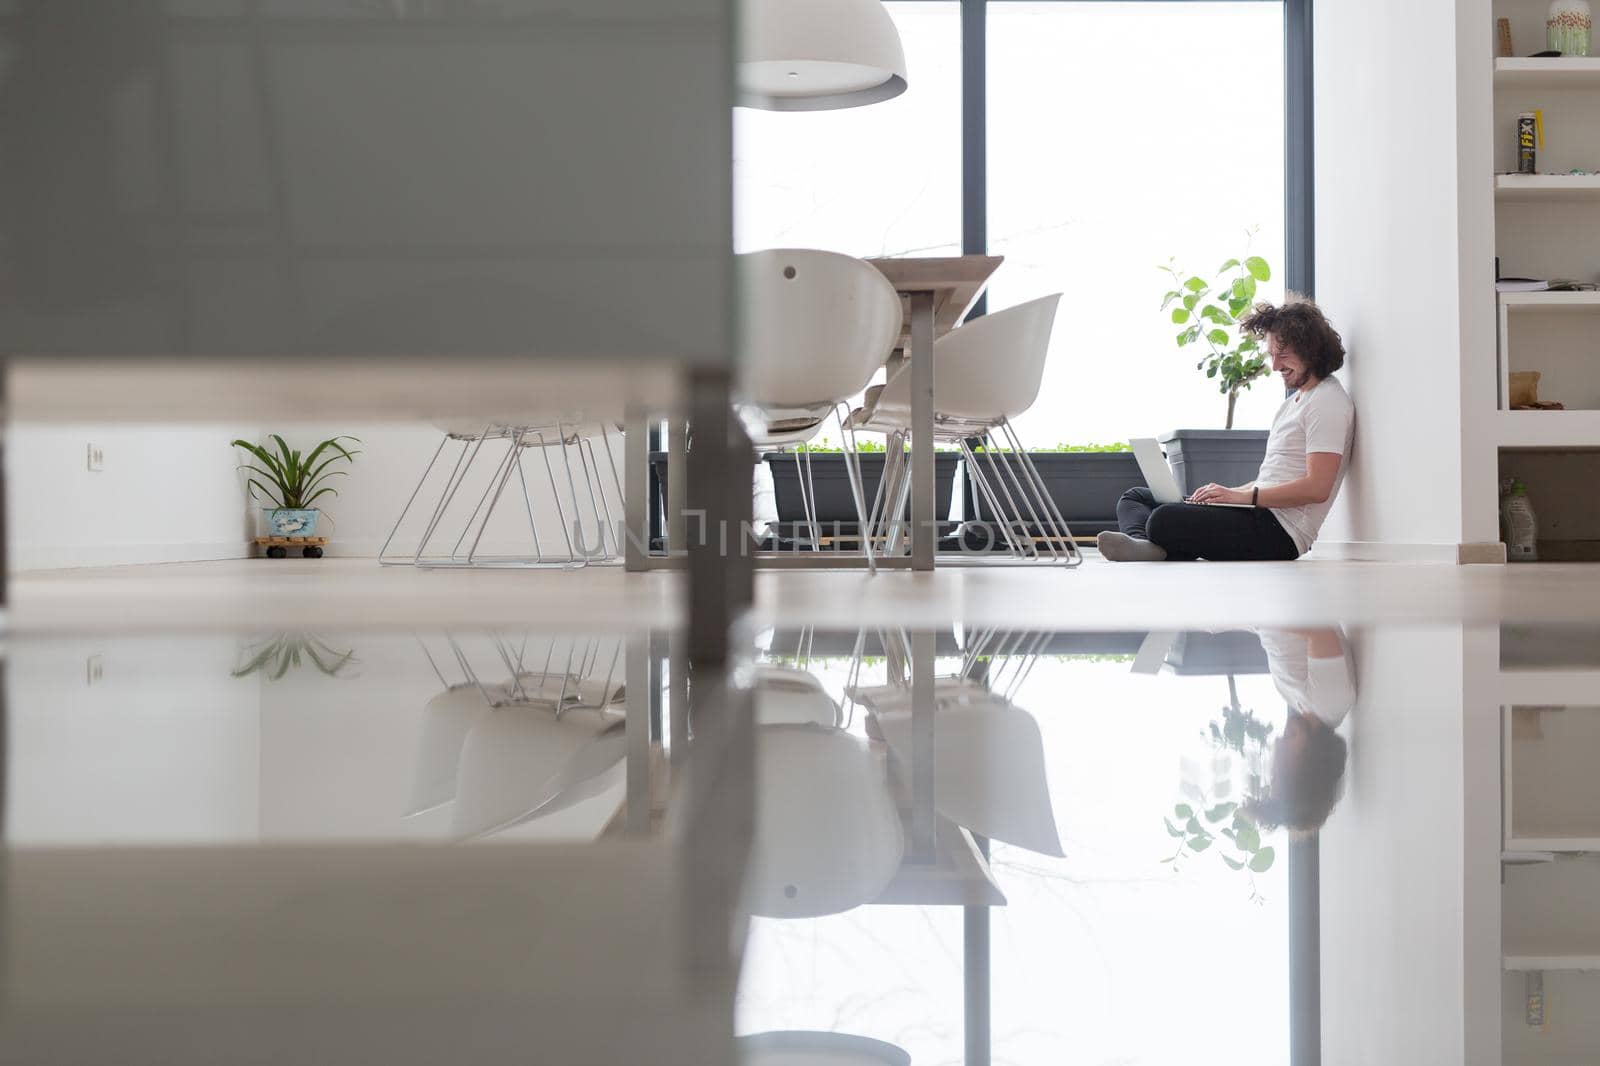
left=736, top=249, right=904, bottom=567
left=847, top=294, right=1080, bottom=564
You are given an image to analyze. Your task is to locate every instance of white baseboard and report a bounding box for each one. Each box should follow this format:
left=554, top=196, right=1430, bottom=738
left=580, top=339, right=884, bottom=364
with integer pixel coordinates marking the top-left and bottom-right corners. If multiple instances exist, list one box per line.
left=14, top=539, right=255, bottom=572
left=1308, top=540, right=1507, bottom=564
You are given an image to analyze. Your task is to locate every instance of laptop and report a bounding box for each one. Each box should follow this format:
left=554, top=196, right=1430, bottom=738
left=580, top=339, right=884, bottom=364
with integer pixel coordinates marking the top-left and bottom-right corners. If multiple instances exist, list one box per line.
left=1129, top=438, right=1254, bottom=508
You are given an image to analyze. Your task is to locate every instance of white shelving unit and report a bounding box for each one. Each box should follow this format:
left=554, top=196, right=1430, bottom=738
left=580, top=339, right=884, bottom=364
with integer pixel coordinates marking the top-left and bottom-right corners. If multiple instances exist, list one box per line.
left=1497, top=173, right=1600, bottom=200
left=1496, top=56, right=1600, bottom=88
left=1492, top=36, right=1600, bottom=569
left=1496, top=410, right=1600, bottom=447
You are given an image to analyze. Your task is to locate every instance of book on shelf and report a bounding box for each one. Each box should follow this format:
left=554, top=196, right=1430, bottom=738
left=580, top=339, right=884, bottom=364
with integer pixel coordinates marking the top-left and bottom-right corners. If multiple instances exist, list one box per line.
left=1495, top=278, right=1598, bottom=293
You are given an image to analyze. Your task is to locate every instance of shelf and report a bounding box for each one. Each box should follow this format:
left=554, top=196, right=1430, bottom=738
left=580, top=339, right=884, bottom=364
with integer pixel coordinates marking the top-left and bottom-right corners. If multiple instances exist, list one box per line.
left=1496, top=174, right=1600, bottom=200
left=1499, top=291, right=1600, bottom=310
left=1495, top=57, right=1600, bottom=89
left=1497, top=410, right=1600, bottom=448
left=1508, top=836, right=1600, bottom=853
left=1502, top=668, right=1600, bottom=704
left=1505, top=954, right=1600, bottom=972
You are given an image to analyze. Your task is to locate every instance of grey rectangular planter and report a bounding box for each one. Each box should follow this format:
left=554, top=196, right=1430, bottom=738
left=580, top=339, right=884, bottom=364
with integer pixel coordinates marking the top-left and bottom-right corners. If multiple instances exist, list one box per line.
left=1159, top=430, right=1270, bottom=497
left=764, top=452, right=960, bottom=540
left=963, top=451, right=1145, bottom=538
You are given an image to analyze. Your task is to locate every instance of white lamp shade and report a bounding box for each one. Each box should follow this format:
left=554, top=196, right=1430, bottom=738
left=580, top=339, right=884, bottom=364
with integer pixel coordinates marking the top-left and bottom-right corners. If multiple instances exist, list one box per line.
left=739, top=0, right=908, bottom=111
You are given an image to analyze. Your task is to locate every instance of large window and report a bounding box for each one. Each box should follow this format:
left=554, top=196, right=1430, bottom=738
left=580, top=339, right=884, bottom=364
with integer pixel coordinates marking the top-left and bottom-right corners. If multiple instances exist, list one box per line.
left=989, top=2, right=1287, bottom=445
left=734, top=3, right=962, bottom=257
left=734, top=1, right=1290, bottom=443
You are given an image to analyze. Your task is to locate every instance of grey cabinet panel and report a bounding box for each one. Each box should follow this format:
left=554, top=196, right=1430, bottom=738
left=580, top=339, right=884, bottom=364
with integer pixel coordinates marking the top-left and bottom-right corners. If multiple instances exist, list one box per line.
left=0, top=1, right=732, bottom=363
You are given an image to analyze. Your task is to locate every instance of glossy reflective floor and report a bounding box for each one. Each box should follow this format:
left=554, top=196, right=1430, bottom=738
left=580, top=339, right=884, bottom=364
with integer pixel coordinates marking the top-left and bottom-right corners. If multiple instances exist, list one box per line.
left=3, top=609, right=1569, bottom=1065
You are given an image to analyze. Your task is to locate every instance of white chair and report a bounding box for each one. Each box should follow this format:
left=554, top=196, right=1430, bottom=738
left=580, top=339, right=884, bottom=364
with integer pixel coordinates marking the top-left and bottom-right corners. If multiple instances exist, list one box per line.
left=851, top=293, right=1081, bottom=565
left=378, top=418, right=626, bottom=569
left=738, top=249, right=903, bottom=568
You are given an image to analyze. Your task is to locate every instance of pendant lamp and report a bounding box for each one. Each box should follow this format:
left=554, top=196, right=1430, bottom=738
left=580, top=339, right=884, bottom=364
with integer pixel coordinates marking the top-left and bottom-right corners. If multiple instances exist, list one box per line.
left=739, top=0, right=908, bottom=111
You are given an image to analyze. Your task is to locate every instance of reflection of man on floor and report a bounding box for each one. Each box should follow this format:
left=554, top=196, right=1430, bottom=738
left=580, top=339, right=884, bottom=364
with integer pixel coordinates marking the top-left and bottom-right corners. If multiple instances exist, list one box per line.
left=1246, top=626, right=1355, bottom=833
left=1099, top=297, right=1355, bottom=562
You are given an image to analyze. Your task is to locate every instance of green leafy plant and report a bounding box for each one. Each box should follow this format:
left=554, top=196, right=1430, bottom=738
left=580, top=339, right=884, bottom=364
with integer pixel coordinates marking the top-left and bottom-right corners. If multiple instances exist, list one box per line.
left=232, top=634, right=357, bottom=680
left=972, top=442, right=1132, bottom=454
left=1160, top=251, right=1274, bottom=429
left=1162, top=797, right=1275, bottom=903
left=232, top=434, right=361, bottom=515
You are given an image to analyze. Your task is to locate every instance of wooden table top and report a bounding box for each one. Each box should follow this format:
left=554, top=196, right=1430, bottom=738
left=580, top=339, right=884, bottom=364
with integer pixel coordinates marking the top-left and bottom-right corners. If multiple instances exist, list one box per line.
left=867, top=254, right=1004, bottom=350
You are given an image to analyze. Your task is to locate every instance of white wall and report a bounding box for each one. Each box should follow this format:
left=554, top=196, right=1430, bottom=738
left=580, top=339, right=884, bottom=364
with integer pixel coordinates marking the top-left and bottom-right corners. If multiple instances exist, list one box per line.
left=6, top=419, right=631, bottom=570
left=1314, top=0, right=1498, bottom=551
left=9, top=423, right=259, bottom=571
left=1319, top=626, right=1502, bottom=1066
left=6, top=634, right=261, bottom=845
left=290, top=422, right=629, bottom=561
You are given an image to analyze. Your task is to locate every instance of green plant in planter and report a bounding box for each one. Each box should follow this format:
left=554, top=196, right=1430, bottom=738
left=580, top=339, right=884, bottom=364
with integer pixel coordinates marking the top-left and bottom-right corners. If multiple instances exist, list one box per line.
left=232, top=434, right=361, bottom=526
left=1160, top=252, right=1274, bottom=429
left=972, top=442, right=1132, bottom=454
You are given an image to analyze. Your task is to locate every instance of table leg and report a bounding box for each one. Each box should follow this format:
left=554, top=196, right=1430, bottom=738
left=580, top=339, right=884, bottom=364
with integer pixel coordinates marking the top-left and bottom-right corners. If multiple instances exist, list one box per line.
left=910, top=628, right=937, bottom=862
left=909, top=291, right=936, bottom=571
left=625, top=632, right=651, bottom=835
left=668, top=416, right=687, bottom=560
left=624, top=406, right=649, bottom=571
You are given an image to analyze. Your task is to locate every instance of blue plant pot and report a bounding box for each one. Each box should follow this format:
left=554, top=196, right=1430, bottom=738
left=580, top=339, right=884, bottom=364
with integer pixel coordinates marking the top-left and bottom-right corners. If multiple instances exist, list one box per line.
left=266, top=508, right=320, bottom=536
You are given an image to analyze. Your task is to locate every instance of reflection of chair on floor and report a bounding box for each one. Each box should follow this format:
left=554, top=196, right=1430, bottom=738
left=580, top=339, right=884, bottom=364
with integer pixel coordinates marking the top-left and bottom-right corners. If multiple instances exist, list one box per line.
left=409, top=635, right=629, bottom=839
left=747, top=650, right=902, bottom=918
left=379, top=419, right=626, bottom=569
left=850, top=628, right=1063, bottom=857
left=738, top=1031, right=911, bottom=1066
left=422, top=633, right=627, bottom=713
left=746, top=722, right=904, bottom=917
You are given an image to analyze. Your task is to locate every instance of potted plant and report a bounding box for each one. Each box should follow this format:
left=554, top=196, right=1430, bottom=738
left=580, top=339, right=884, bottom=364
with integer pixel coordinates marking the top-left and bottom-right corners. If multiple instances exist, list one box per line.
left=1157, top=252, right=1274, bottom=495
left=232, top=434, right=360, bottom=538
left=961, top=442, right=1140, bottom=547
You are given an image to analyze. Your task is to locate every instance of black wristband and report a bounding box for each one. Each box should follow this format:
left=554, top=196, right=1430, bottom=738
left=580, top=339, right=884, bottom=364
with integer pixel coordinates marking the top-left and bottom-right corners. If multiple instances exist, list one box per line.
left=1252, top=486, right=1259, bottom=507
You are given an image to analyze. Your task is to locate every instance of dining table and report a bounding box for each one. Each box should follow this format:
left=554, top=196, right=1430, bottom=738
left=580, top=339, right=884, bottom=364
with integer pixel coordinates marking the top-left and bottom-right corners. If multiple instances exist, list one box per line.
left=866, top=254, right=1004, bottom=570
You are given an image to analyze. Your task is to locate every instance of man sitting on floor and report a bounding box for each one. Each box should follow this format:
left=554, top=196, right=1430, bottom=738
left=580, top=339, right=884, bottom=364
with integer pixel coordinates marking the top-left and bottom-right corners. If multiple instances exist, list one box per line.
left=1098, top=295, right=1354, bottom=562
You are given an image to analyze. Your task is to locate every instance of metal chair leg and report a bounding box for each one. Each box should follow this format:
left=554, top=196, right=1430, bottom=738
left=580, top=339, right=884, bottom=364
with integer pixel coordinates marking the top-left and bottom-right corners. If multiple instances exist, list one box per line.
left=1000, top=421, right=1082, bottom=566
left=379, top=433, right=450, bottom=566
left=988, top=437, right=1064, bottom=562
left=834, top=403, right=876, bottom=574
left=976, top=437, right=1039, bottom=559
left=959, top=439, right=1025, bottom=557
left=414, top=427, right=497, bottom=565
left=792, top=449, right=819, bottom=550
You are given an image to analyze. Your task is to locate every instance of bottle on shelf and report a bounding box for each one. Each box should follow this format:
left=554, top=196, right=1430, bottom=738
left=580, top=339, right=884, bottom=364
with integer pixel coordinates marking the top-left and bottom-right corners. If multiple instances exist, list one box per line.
left=1502, top=477, right=1540, bottom=562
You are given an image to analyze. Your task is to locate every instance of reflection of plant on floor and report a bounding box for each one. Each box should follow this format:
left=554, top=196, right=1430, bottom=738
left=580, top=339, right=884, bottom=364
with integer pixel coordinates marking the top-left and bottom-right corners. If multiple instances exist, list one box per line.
left=1211, top=702, right=1274, bottom=752
left=1208, top=675, right=1272, bottom=804
left=1162, top=797, right=1276, bottom=903
left=232, top=635, right=357, bottom=680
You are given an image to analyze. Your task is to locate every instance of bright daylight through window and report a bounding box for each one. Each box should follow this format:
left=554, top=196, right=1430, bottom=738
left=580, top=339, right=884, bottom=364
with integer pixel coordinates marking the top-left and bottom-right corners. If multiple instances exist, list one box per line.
left=734, top=1, right=1286, bottom=449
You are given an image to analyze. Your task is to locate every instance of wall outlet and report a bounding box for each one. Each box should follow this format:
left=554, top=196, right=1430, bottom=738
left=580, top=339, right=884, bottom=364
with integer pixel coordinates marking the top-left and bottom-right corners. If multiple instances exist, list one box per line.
left=85, top=654, right=104, bottom=685
left=86, top=443, right=105, bottom=472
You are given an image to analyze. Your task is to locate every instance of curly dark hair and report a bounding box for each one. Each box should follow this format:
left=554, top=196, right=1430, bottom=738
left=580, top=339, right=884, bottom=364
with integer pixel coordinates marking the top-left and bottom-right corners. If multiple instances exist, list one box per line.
left=1246, top=713, right=1349, bottom=834
left=1239, top=295, right=1345, bottom=379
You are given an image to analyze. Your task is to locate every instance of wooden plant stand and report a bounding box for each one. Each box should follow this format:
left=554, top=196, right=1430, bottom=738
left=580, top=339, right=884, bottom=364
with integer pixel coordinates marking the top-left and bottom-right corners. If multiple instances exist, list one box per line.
left=255, top=535, right=327, bottom=559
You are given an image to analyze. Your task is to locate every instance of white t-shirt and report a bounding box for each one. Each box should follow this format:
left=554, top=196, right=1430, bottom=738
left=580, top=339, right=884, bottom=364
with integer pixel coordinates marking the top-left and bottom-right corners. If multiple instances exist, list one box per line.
left=1254, top=627, right=1356, bottom=727
left=1255, top=375, right=1355, bottom=555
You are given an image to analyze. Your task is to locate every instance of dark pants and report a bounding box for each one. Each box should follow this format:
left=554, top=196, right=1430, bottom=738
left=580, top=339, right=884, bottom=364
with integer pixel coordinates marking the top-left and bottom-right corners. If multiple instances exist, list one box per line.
left=1116, top=487, right=1300, bottom=561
